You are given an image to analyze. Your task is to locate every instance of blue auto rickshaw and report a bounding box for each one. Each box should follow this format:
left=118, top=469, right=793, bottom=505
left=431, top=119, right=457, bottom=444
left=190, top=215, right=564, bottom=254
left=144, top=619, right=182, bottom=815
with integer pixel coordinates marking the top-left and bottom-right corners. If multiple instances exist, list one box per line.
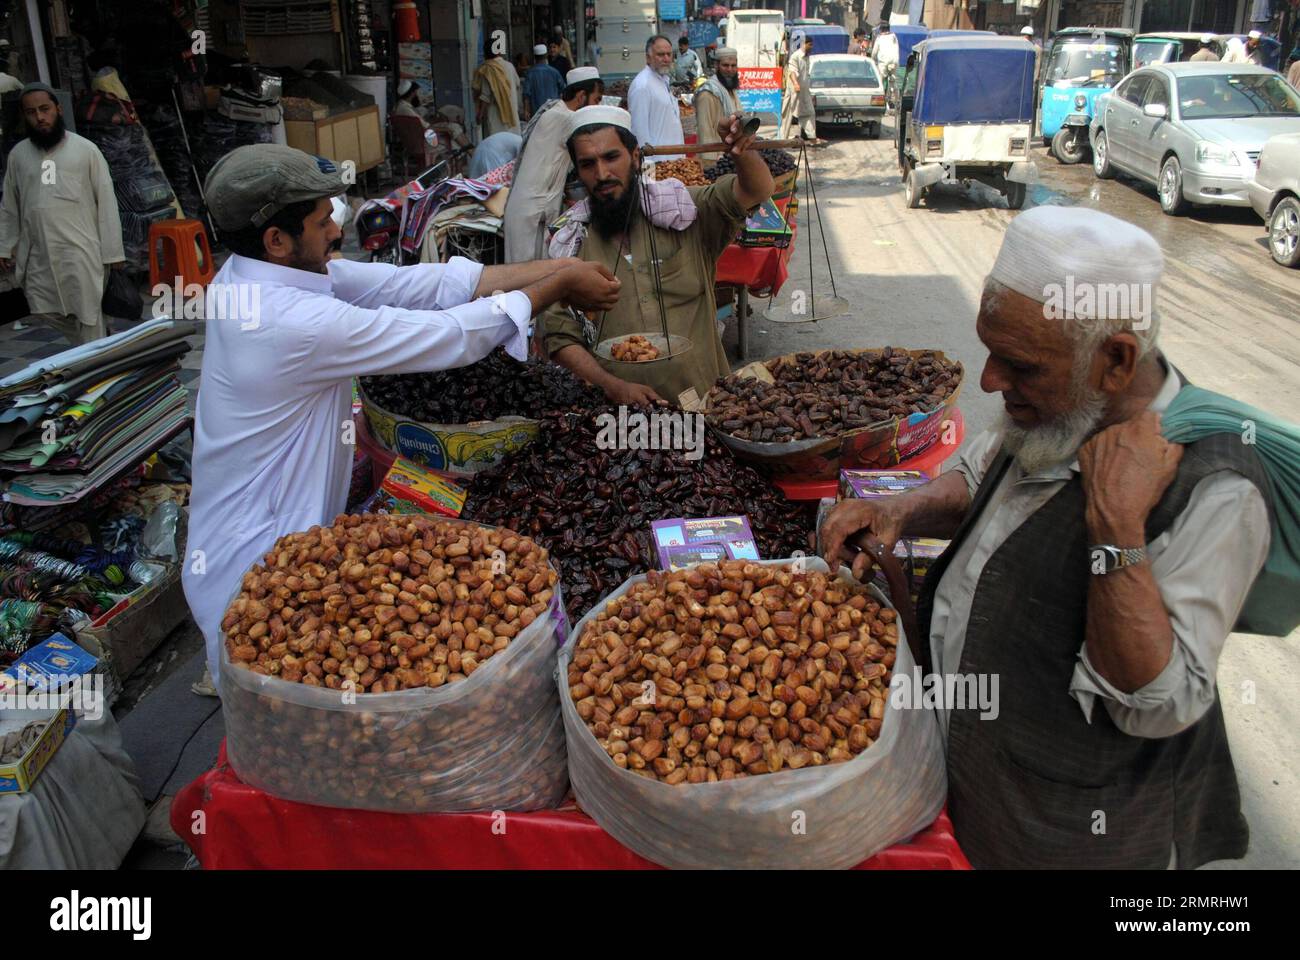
left=1039, top=27, right=1133, bottom=164
left=900, top=36, right=1039, bottom=210
left=885, top=24, right=929, bottom=106
left=801, top=24, right=851, bottom=56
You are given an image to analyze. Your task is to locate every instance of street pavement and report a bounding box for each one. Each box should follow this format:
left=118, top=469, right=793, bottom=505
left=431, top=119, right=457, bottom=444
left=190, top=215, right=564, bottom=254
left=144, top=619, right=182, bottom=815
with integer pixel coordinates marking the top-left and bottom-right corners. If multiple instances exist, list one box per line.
left=745, top=120, right=1299, bottom=868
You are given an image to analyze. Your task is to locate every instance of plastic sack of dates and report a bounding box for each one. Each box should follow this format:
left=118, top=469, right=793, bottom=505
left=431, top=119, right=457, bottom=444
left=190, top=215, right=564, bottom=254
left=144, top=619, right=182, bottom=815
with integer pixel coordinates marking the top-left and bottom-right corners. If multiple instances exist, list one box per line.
left=557, top=557, right=946, bottom=869
left=218, top=513, right=570, bottom=813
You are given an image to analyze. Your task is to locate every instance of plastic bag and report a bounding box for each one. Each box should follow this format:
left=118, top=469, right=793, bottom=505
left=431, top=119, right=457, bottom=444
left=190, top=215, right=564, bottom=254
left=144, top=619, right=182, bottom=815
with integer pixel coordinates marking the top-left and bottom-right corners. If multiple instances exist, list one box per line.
left=557, top=557, right=948, bottom=869
left=1162, top=385, right=1300, bottom=636
left=140, top=501, right=180, bottom=562
left=219, top=523, right=570, bottom=813
left=101, top=268, right=143, bottom=320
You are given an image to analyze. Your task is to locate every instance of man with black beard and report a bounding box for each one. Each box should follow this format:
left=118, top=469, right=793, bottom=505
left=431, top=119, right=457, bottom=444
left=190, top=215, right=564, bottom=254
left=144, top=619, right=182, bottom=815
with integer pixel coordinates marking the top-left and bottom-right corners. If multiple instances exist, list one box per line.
left=821, top=207, right=1272, bottom=869
left=0, top=83, right=124, bottom=344
left=541, top=105, right=773, bottom=406
left=693, top=47, right=741, bottom=167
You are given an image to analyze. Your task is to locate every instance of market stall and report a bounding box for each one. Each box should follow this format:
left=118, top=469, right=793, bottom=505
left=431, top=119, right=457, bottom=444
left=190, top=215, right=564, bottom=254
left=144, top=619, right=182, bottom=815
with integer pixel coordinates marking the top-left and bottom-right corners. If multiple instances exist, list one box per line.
left=168, top=336, right=971, bottom=869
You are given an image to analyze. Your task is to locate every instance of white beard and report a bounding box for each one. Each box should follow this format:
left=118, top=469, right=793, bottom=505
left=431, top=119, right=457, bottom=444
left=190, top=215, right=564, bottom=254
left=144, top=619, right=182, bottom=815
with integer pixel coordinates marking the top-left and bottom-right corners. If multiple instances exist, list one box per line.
left=999, top=364, right=1109, bottom=474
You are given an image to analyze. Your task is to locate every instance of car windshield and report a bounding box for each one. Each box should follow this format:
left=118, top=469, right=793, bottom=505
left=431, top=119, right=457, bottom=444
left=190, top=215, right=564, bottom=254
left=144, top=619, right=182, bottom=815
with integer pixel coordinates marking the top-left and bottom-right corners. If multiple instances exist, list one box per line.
left=1045, top=41, right=1126, bottom=86
left=1177, top=73, right=1300, bottom=119
left=1133, top=40, right=1179, bottom=68
left=810, top=60, right=880, bottom=84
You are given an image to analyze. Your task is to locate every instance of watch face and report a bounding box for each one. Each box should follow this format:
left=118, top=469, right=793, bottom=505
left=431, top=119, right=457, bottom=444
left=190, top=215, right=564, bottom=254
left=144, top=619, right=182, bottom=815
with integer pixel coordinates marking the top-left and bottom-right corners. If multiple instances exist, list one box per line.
left=1090, top=546, right=1120, bottom=575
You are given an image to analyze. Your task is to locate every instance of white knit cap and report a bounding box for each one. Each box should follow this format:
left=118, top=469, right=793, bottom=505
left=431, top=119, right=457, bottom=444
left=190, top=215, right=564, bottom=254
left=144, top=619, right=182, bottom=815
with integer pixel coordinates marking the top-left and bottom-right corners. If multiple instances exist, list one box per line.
left=1200, top=33, right=1215, bottom=43
left=567, top=66, right=600, bottom=85
left=988, top=207, right=1163, bottom=321
left=534, top=44, right=548, bottom=56
left=1248, top=29, right=1262, bottom=40
left=1020, top=25, right=1034, bottom=35
left=397, top=79, right=414, bottom=97
left=567, top=104, right=634, bottom=141
left=715, top=46, right=739, bottom=59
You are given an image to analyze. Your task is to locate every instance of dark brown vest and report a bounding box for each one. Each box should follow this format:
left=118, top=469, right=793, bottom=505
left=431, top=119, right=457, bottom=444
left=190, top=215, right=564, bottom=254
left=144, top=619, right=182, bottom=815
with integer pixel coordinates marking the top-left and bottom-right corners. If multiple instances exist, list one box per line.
left=917, top=415, right=1272, bottom=869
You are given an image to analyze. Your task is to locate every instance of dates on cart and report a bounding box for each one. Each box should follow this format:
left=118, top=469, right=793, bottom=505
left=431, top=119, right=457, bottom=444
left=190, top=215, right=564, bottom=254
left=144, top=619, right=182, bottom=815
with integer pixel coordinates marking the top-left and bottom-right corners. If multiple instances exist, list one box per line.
left=706, top=348, right=962, bottom=443
left=654, top=158, right=709, bottom=186
left=610, top=335, right=662, bottom=362
left=567, top=561, right=896, bottom=784
left=705, top=148, right=798, bottom=181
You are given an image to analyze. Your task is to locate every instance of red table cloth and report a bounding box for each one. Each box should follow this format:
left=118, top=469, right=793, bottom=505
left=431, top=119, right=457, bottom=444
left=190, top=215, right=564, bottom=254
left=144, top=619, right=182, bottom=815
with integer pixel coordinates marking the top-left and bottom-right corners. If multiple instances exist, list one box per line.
left=716, top=226, right=797, bottom=299
left=172, top=742, right=969, bottom=870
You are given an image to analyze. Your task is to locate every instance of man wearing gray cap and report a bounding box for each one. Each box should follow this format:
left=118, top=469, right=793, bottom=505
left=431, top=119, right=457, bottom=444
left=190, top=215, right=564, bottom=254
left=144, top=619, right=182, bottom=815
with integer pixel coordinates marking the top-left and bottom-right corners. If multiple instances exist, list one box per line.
left=183, top=143, right=621, bottom=691
left=504, top=66, right=604, bottom=262
left=822, top=207, right=1271, bottom=868
left=0, top=82, right=124, bottom=345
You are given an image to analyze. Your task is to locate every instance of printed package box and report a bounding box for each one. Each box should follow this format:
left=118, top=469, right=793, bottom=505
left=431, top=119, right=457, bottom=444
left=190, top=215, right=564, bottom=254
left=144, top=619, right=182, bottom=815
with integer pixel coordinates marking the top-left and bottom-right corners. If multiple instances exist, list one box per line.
left=0, top=633, right=99, bottom=693
left=651, top=515, right=761, bottom=570
left=839, top=469, right=929, bottom=500
left=378, top=456, right=467, bottom=518
left=0, top=708, right=77, bottom=794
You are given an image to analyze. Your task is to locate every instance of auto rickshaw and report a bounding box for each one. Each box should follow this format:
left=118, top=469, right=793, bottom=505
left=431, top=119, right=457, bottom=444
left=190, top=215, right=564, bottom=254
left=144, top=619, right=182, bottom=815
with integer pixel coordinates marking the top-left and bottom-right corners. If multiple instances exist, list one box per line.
left=1133, top=32, right=1206, bottom=68
left=900, top=35, right=1039, bottom=210
left=885, top=23, right=929, bottom=108
left=1038, top=27, right=1133, bottom=164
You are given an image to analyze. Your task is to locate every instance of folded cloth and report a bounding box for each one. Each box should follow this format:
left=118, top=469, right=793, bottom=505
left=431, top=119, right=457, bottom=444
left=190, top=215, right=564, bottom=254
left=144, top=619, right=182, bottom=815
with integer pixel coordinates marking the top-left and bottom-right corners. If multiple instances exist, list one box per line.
left=1162, top=385, right=1300, bottom=636
left=548, top=176, right=698, bottom=259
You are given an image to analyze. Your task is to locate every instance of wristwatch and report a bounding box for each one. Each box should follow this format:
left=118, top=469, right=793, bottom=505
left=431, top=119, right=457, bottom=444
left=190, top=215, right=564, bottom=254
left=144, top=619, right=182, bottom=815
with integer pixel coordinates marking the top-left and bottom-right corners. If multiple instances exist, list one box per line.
left=1089, top=545, right=1147, bottom=575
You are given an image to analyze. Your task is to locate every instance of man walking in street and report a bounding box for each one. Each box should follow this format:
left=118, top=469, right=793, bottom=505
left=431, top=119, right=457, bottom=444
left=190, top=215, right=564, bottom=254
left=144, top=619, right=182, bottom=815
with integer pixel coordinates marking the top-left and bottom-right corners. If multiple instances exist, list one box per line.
left=1190, top=34, right=1219, bottom=62
left=504, top=67, right=603, bottom=263
left=628, top=36, right=685, bottom=159
left=0, top=83, right=125, bottom=346
left=522, top=43, right=565, bottom=120
left=473, top=44, right=521, bottom=137
left=780, top=33, right=819, bottom=145
left=674, top=36, right=702, bottom=85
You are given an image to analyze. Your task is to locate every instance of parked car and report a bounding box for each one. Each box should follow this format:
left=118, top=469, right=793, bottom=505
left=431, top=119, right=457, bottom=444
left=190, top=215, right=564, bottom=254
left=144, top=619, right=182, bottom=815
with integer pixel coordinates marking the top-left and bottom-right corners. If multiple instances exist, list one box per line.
left=1132, top=32, right=1206, bottom=68
left=809, top=54, right=887, bottom=138
left=1089, top=63, right=1300, bottom=215
left=1246, top=132, right=1300, bottom=267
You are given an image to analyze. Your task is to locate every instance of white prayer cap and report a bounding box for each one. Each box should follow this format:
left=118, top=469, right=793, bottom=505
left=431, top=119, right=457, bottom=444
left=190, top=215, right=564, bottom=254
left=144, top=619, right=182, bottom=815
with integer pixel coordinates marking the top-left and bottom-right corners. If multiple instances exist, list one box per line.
left=1248, top=29, right=1263, bottom=40
left=567, top=104, right=634, bottom=141
left=988, top=206, right=1162, bottom=332
left=715, top=46, right=739, bottom=59
left=567, top=66, right=600, bottom=85
left=554, top=25, right=564, bottom=35
left=534, top=43, right=549, bottom=56
left=397, top=79, right=414, bottom=97
left=1020, top=26, right=1034, bottom=36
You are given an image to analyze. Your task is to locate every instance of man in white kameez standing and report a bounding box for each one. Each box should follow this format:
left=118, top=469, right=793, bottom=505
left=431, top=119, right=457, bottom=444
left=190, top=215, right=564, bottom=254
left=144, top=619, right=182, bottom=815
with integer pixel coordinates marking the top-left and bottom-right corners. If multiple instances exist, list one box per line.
left=473, top=45, right=522, bottom=138
left=780, top=33, right=819, bottom=145
left=503, top=67, right=603, bottom=263
left=0, top=83, right=125, bottom=345
left=628, top=36, right=684, bottom=160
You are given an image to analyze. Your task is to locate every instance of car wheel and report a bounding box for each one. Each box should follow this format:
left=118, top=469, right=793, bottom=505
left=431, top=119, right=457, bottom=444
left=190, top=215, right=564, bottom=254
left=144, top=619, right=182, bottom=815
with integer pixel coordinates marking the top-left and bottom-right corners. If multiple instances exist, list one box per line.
left=1051, top=127, right=1088, bottom=165
left=905, top=169, right=925, bottom=209
left=1092, top=130, right=1115, bottom=179
left=1268, top=196, right=1300, bottom=268
left=1004, top=180, right=1027, bottom=210
left=1159, top=155, right=1189, bottom=216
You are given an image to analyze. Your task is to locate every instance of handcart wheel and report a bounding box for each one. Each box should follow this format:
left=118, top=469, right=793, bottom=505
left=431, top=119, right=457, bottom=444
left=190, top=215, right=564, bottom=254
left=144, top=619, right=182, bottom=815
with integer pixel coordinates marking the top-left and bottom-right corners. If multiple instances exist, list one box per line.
left=1004, top=180, right=1027, bottom=210
left=905, top=169, right=925, bottom=209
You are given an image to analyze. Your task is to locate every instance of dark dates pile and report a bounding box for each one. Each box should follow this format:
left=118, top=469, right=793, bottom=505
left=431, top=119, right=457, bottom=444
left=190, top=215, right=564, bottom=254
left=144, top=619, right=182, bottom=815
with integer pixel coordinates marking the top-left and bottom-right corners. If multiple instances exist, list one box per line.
left=705, top=149, right=798, bottom=180
left=464, top=406, right=815, bottom=621
left=360, top=349, right=604, bottom=424
left=707, top=348, right=962, bottom=443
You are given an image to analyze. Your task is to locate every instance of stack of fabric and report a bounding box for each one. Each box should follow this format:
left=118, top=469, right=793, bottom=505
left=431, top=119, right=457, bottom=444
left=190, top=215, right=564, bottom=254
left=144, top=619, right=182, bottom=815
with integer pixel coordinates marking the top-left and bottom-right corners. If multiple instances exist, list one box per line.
left=0, top=319, right=196, bottom=507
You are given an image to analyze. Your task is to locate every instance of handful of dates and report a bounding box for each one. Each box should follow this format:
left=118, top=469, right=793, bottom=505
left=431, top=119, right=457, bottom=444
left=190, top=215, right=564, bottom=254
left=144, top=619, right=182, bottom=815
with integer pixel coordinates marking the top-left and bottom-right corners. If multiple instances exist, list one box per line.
left=705, top=148, right=797, bottom=180
left=707, top=348, right=962, bottom=443
left=610, top=335, right=662, bottom=362
left=567, top=561, right=895, bottom=785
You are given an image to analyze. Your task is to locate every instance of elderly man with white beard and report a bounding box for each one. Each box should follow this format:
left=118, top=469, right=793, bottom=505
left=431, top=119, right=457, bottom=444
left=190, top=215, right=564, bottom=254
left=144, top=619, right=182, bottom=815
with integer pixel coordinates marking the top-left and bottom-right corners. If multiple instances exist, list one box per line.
left=821, top=207, right=1272, bottom=870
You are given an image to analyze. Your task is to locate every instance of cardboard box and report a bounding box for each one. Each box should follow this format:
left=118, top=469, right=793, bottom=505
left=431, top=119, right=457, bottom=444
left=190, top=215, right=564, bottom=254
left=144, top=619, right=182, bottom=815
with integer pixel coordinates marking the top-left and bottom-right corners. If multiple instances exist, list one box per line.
left=84, top=561, right=188, bottom=686
left=0, top=634, right=98, bottom=693
left=0, top=708, right=77, bottom=794
left=379, top=456, right=467, bottom=518
left=651, top=516, right=761, bottom=570
left=839, top=469, right=929, bottom=501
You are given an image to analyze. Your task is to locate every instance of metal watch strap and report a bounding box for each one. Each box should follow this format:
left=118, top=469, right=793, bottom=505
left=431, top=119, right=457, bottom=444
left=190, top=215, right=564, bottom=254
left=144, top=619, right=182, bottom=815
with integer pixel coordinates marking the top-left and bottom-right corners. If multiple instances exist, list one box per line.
left=1090, top=544, right=1148, bottom=574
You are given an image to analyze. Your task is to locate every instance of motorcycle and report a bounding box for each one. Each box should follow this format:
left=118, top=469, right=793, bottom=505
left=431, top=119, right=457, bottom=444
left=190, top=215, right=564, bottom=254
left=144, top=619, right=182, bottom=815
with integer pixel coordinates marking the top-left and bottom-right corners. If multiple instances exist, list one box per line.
left=355, top=147, right=471, bottom=264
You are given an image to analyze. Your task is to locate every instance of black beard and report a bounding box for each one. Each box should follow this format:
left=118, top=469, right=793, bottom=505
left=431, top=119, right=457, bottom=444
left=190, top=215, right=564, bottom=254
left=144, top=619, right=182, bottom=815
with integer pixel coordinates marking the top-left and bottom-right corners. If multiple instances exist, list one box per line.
left=28, top=114, right=66, bottom=151
left=718, top=73, right=740, bottom=91
left=589, top=176, right=639, bottom=239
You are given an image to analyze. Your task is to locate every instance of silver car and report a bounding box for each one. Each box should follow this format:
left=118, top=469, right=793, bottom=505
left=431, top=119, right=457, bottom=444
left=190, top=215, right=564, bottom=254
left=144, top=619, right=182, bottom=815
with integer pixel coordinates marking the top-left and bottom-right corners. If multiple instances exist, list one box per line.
left=1247, top=132, right=1300, bottom=267
left=1089, top=63, right=1300, bottom=215
left=808, top=54, right=888, bottom=138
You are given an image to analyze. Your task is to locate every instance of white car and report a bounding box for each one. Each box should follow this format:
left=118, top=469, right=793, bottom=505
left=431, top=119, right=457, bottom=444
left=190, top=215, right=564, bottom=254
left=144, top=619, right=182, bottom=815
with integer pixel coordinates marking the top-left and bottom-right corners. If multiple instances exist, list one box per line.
left=1246, top=132, right=1300, bottom=267
left=808, top=54, right=887, bottom=138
